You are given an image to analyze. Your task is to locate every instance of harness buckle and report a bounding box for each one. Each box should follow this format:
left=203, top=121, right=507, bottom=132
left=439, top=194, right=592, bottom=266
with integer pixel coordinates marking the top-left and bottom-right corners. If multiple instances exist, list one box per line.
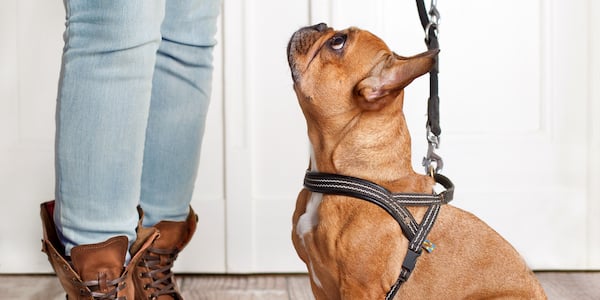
left=402, top=249, right=422, bottom=275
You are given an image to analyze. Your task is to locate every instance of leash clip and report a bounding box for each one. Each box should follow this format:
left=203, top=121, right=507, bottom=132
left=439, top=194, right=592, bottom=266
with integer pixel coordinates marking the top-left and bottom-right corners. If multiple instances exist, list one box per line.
left=425, top=0, right=440, bottom=42
left=428, top=0, right=440, bottom=24
left=422, top=127, right=443, bottom=175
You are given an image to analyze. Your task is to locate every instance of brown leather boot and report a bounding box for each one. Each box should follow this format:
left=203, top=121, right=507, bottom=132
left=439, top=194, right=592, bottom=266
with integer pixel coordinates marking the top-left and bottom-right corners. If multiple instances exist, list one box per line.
left=132, top=207, right=197, bottom=300
left=41, top=201, right=159, bottom=300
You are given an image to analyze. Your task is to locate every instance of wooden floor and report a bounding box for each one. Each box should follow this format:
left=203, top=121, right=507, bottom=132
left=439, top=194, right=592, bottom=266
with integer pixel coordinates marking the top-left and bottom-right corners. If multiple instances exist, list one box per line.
left=1, top=272, right=598, bottom=300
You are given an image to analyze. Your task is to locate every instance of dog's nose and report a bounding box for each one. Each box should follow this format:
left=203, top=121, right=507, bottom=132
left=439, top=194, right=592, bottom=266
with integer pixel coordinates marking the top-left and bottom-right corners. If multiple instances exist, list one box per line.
left=311, top=23, right=328, bottom=32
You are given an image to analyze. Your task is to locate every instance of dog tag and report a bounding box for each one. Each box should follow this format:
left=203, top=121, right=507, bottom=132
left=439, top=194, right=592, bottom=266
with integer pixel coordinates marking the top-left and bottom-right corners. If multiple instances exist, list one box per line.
left=422, top=240, right=435, bottom=253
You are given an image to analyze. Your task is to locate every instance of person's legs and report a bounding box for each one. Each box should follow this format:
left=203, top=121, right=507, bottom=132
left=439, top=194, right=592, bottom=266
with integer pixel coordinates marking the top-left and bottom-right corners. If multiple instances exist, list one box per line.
left=140, top=0, right=220, bottom=227
left=132, top=1, right=220, bottom=298
left=54, top=0, right=166, bottom=256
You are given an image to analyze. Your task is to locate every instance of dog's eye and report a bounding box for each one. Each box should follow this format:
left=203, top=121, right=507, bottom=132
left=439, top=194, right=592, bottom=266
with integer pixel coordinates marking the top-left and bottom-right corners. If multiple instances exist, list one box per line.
left=329, top=34, right=347, bottom=51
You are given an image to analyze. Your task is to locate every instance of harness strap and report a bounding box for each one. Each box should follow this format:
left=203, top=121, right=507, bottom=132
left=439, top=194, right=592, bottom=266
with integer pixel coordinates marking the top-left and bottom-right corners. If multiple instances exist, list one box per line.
left=303, top=171, right=453, bottom=299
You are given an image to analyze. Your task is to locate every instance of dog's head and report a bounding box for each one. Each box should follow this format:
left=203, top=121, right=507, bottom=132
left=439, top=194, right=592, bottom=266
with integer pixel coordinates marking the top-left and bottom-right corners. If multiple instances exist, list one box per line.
left=287, top=23, right=438, bottom=118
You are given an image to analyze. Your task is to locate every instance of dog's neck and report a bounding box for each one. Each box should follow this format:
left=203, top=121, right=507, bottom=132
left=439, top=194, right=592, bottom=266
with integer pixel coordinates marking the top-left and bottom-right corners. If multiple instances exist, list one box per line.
left=307, top=94, right=433, bottom=193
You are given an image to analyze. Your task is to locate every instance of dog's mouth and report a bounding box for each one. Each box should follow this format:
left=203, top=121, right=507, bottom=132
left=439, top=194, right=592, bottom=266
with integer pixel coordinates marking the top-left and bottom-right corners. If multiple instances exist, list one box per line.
left=287, top=23, right=333, bottom=82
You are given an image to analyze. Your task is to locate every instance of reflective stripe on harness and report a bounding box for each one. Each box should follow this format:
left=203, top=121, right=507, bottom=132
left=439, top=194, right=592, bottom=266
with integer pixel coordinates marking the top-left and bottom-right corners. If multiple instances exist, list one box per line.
left=303, top=171, right=454, bottom=299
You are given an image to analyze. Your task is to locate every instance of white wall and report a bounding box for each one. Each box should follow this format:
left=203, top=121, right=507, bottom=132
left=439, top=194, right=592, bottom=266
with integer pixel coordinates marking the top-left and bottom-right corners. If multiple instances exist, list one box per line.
left=589, top=0, right=600, bottom=267
left=1, top=0, right=599, bottom=273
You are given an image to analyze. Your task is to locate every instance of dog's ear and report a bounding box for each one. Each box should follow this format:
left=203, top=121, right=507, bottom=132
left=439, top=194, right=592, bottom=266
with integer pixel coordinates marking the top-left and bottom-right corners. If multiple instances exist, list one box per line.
left=355, top=49, right=439, bottom=106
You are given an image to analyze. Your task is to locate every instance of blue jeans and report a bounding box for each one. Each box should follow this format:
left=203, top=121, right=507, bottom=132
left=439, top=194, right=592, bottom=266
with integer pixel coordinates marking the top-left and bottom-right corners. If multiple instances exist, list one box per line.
left=54, top=0, right=220, bottom=256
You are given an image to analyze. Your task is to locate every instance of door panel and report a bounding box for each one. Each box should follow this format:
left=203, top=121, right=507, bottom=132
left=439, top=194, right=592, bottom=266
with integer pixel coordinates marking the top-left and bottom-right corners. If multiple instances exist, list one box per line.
left=223, top=0, right=310, bottom=273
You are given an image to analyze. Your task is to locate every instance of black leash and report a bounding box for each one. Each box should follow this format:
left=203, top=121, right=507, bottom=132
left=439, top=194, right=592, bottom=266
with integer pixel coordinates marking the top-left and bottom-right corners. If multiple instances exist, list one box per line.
left=417, top=0, right=444, bottom=176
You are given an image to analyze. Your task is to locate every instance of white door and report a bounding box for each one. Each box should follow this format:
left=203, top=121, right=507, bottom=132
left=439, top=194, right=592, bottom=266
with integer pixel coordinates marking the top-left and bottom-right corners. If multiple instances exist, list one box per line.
left=223, top=0, right=600, bottom=272
left=2, top=0, right=599, bottom=274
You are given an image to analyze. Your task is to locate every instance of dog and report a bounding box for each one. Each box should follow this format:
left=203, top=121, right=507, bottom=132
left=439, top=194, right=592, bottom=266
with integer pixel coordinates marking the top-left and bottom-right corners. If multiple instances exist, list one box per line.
left=287, top=23, right=546, bottom=299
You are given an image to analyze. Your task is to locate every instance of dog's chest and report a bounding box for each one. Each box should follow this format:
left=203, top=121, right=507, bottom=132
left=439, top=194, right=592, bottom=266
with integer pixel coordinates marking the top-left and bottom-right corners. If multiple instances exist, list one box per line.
left=296, top=192, right=322, bottom=236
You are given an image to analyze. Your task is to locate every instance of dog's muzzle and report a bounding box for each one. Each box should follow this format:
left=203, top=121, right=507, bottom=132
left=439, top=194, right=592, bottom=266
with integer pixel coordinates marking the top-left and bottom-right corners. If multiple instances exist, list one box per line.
left=287, top=23, right=330, bottom=82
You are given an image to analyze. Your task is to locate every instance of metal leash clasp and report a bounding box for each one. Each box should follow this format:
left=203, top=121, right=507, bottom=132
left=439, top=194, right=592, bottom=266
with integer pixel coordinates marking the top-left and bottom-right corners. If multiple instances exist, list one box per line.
left=425, top=0, right=440, bottom=42
left=422, top=126, right=443, bottom=176
left=429, top=0, right=440, bottom=24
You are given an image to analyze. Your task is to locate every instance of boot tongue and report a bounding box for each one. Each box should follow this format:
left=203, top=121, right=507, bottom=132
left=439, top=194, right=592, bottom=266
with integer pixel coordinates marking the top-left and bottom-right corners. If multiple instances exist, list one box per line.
left=153, top=221, right=188, bottom=250
left=71, top=236, right=128, bottom=291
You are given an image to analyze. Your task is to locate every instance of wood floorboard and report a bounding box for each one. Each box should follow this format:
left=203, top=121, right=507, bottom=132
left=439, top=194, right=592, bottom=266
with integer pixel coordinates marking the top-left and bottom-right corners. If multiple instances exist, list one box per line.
left=0, top=272, right=598, bottom=299
left=535, top=271, right=600, bottom=300
left=180, top=275, right=290, bottom=300
left=286, top=275, right=315, bottom=300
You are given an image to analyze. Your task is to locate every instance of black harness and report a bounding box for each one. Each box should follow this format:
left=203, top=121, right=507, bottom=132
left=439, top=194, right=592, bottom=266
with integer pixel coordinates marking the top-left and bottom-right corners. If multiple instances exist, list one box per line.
left=303, top=172, right=454, bottom=299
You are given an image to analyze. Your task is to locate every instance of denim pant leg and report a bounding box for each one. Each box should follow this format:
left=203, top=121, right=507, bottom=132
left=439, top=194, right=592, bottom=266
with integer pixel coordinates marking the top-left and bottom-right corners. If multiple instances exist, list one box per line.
left=54, top=0, right=165, bottom=255
left=139, top=0, right=221, bottom=227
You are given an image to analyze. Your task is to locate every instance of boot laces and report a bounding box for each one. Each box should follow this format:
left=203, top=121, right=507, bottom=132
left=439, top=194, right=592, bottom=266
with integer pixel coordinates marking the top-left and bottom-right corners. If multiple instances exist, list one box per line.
left=74, top=275, right=128, bottom=300
left=138, top=247, right=180, bottom=299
